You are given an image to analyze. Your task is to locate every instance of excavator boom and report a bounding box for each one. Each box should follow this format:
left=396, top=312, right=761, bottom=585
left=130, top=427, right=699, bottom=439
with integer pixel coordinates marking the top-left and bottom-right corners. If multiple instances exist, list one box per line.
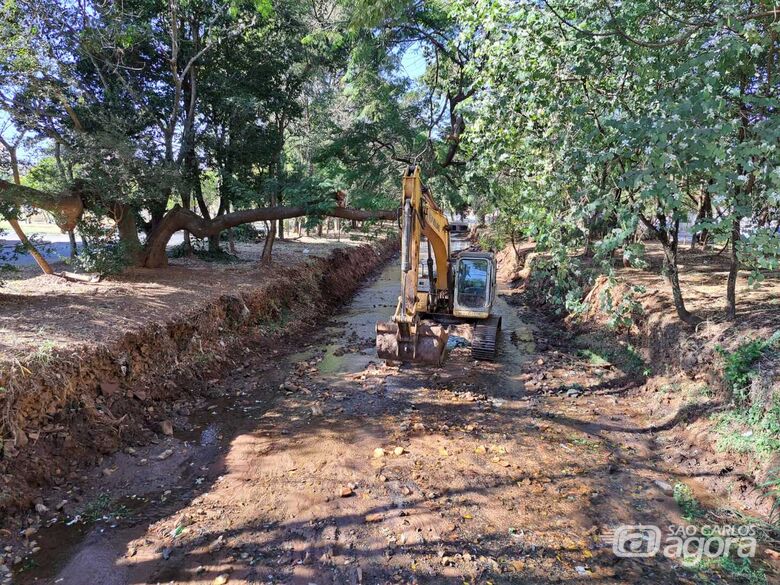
left=376, top=166, right=450, bottom=366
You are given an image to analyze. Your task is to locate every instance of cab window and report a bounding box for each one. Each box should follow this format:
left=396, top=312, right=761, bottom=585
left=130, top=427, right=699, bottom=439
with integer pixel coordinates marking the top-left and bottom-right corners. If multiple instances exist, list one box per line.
left=457, top=258, right=489, bottom=309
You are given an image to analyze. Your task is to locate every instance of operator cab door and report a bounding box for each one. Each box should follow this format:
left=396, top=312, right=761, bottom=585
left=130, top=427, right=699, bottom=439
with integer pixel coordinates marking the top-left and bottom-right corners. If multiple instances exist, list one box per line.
left=453, top=254, right=495, bottom=319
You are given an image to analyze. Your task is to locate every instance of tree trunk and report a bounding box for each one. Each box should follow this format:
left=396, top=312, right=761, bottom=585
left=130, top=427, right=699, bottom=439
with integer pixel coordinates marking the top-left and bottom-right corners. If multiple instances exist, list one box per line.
left=641, top=215, right=700, bottom=326
left=261, top=221, right=276, bottom=264
left=68, top=230, right=78, bottom=258
left=661, top=243, right=699, bottom=326
left=7, top=218, right=54, bottom=274
left=0, top=180, right=83, bottom=231
left=1, top=146, right=54, bottom=275
left=690, top=189, right=712, bottom=250
left=726, top=216, right=741, bottom=320
left=113, top=205, right=144, bottom=266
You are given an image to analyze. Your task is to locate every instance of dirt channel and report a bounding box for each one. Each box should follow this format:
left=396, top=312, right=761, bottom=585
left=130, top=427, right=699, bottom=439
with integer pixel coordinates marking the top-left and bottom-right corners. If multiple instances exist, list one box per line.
left=5, top=259, right=779, bottom=585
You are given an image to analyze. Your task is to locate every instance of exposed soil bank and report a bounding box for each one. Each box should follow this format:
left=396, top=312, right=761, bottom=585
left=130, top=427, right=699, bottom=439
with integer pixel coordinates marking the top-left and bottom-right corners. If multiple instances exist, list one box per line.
left=0, top=238, right=397, bottom=517
left=512, top=242, right=780, bottom=527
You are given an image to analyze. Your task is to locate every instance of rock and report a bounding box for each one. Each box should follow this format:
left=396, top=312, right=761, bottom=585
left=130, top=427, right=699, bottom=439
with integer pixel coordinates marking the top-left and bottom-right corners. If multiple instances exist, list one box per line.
left=208, top=536, right=224, bottom=553
left=340, top=486, right=354, bottom=498
left=55, top=500, right=67, bottom=511
left=102, top=467, right=115, bottom=477
left=157, top=449, right=174, bottom=461
left=393, top=447, right=405, bottom=456
left=22, top=527, right=37, bottom=539
left=159, top=420, right=174, bottom=436
left=162, top=547, right=172, bottom=560
left=654, top=479, right=674, bottom=495
left=99, top=381, right=120, bottom=396
left=475, top=445, right=487, bottom=455
left=34, top=503, right=48, bottom=515
left=373, top=448, right=386, bottom=459
left=213, top=574, right=230, bottom=585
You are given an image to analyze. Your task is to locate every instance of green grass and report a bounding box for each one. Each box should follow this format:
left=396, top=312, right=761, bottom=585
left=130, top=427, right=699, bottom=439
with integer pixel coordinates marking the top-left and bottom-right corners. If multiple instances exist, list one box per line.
left=687, top=556, right=767, bottom=585
left=0, top=220, right=63, bottom=235
left=81, top=493, right=131, bottom=523
left=574, top=334, right=651, bottom=377
left=576, top=348, right=611, bottom=367
left=82, top=493, right=112, bottom=522
left=568, top=434, right=602, bottom=451
left=26, top=340, right=56, bottom=366
left=673, top=482, right=704, bottom=521
left=713, top=400, right=780, bottom=459
left=717, top=331, right=780, bottom=404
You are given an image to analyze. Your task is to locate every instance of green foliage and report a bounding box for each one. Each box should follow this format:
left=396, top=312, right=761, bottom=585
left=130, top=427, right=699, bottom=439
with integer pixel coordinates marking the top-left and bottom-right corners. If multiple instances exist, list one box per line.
left=716, top=557, right=766, bottom=585
left=714, top=401, right=780, bottom=459
left=224, top=223, right=262, bottom=243
left=451, top=0, right=780, bottom=320
left=168, top=240, right=241, bottom=264
left=673, top=482, right=704, bottom=521
left=69, top=220, right=131, bottom=276
left=717, top=332, right=780, bottom=403
left=574, top=334, right=650, bottom=377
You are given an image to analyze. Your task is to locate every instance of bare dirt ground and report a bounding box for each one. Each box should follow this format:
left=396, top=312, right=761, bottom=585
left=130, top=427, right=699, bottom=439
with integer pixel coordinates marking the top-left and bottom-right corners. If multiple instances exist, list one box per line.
left=0, top=235, right=375, bottom=361
left=6, top=256, right=779, bottom=585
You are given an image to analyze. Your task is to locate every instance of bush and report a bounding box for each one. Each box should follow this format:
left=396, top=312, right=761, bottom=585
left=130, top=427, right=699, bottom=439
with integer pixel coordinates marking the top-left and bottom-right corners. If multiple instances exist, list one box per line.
left=221, top=223, right=262, bottom=243
left=68, top=219, right=131, bottom=276
left=71, top=240, right=130, bottom=275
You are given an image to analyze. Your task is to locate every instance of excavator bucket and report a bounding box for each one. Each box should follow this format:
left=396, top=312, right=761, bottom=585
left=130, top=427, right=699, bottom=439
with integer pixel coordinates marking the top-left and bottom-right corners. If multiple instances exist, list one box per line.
left=375, top=321, right=449, bottom=366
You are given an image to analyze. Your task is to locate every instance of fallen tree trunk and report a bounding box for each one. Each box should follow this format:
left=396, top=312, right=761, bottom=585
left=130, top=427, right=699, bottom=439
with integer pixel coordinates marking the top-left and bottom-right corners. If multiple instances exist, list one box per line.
left=142, top=205, right=398, bottom=268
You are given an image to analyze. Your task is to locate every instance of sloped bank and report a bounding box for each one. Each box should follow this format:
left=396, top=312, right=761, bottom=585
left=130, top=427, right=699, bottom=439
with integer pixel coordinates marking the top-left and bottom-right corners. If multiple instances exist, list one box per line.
left=0, top=238, right=397, bottom=516
left=505, top=243, right=780, bottom=518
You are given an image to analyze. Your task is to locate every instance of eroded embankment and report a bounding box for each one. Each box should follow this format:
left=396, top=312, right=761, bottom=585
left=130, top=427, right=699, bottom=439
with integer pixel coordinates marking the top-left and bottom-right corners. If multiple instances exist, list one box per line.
left=507, top=242, right=780, bottom=517
left=0, top=239, right=397, bottom=516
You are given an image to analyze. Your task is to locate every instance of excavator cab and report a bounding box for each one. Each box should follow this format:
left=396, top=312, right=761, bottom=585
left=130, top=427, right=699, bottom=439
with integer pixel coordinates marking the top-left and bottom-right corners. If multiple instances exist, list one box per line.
left=452, top=252, right=496, bottom=320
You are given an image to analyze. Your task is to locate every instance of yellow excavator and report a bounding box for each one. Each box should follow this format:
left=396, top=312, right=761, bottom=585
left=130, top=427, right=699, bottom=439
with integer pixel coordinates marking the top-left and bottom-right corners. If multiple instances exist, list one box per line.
left=376, top=165, right=501, bottom=366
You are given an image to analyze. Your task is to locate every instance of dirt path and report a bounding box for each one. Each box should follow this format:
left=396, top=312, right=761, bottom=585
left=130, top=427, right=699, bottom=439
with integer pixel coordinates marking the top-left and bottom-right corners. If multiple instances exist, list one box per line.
left=9, top=261, right=777, bottom=585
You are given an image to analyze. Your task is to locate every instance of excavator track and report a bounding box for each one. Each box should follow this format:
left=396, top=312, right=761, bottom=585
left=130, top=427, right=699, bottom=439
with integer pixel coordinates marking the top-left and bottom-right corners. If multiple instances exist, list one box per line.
left=471, top=315, right=502, bottom=361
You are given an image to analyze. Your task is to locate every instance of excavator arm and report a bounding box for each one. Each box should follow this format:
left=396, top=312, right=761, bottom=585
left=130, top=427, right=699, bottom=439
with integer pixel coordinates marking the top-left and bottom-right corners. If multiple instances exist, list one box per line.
left=376, top=166, right=450, bottom=365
